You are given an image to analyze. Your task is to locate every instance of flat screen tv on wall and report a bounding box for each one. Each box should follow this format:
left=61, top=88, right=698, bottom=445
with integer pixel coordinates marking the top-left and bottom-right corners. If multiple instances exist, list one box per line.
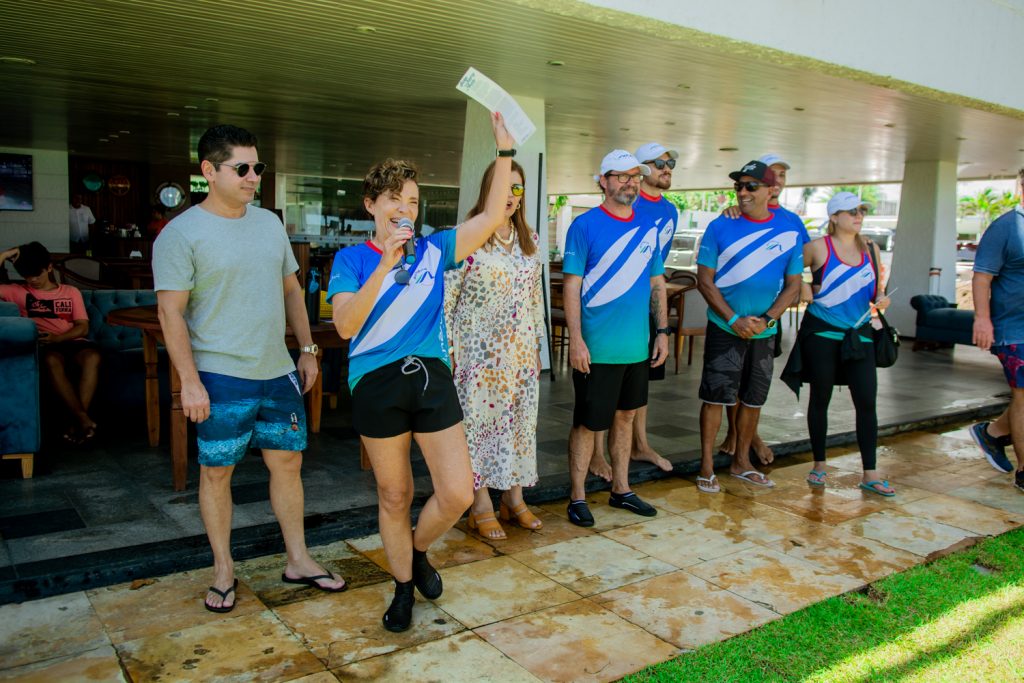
left=0, top=153, right=33, bottom=211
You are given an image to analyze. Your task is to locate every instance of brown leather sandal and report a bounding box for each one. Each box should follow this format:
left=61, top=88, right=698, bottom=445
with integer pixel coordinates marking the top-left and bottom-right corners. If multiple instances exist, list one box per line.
left=467, top=511, right=507, bottom=540
left=499, top=501, right=543, bottom=530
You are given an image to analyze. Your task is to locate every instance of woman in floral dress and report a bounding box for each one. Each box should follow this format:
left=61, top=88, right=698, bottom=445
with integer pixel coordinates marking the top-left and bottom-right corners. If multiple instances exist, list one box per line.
left=445, top=159, right=544, bottom=540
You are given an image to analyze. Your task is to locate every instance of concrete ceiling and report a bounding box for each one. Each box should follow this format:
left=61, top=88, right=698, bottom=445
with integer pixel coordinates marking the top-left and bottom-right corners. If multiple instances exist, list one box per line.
left=2, top=0, right=1022, bottom=194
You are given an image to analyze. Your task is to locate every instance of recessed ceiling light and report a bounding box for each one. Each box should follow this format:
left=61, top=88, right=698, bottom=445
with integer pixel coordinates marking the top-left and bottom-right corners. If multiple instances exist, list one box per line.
left=0, top=56, right=35, bottom=65
left=957, top=136, right=967, bottom=141
left=167, top=112, right=179, bottom=117
left=884, top=123, right=895, bottom=128
left=718, top=146, right=738, bottom=152
left=204, top=97, right=219, bottom=102
left=119, top=130, right=130, bottom=134
left=714, top=164, right=722, bottom=168
left=546, top=60, right=564, bottom=66
left=676, top=84, right=691, bottom=89
left=184, top=105, right=198, bottom=110
left=99, top=138, right=109, bottom=142
left=664, top=121, right=675, bottom=126
left=424, top=153, right=432, bottom=157
left=108, top=134, right=119, bottom=138
left=355, top=26, right=377, bottom=33
left=620, top=127, right=630, bottom=131
left=329, top=163, right=337, bottom=167
left=1018, top=148, right=1024, bottom=152
left=793, top=107, right=805, bottom=111
left=579, top=132, right=590, bottom=137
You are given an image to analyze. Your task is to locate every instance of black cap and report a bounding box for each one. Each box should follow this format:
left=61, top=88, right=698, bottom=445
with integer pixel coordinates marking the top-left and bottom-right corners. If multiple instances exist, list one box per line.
left=728, top=160, right=776, bottom=186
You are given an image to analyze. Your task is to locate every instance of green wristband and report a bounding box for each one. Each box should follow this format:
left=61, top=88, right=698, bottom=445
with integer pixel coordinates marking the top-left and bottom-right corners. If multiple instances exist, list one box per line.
left=727, top=313, right=740, bottom=326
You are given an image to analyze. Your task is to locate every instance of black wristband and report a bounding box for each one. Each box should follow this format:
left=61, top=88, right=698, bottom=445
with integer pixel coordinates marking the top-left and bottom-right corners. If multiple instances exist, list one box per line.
left=496, top=149, right=516, bottom=157
left=655, top=326, right=673, bottom=336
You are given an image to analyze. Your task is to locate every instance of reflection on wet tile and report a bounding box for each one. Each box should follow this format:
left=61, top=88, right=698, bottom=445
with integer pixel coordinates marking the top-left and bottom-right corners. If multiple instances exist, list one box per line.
left=87, top=569, right=265, bottom=644
left=0, top=645, right=127, bottom=682
left=682, top=502, right=821, bottom=545
left=117, top=610, right=323, bottom=682
left=900, top=494, right=1024, bottom=536
left=631, top=479, right=712, bottom=514
left=476, top=598, right=678, bottom=683
left=513, top=535, right=675, bottom=596
left=288, top=673, right=341, bottom=683
left=435, top=556, right=579, bottom=628
left=688, top=546, right=863, bottom=614
left=538, top=493, right=667, bottom=532
left=593, top=570, right=778, bottom=650
left=454, top=506, right=596, bottom=555
left=945, top=481, right=1024, bottom=516
left=336, top=632, right=539, bottom=681
left=603, top=516, right=755, bottom=568
left=275, top=581, right=463, bottom=668
left=235, top=542, right=389, bottom=608
left=765, top=528, right=920, bottom=583
left=0, top=592, right=109, bottom=669
left=348, top=526, right=497, bottom=574
left=838, top=509, right=979, bottom=556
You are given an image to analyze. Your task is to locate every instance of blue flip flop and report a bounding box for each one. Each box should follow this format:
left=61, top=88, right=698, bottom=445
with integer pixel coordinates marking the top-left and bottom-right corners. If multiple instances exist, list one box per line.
left=859, top=480, right=896, bottom=497
left=806, top=470, right=828, bottom=487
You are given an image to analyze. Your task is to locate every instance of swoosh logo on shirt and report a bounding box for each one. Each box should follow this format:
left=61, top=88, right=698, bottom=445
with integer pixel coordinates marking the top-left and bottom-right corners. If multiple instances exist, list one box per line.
left=816, top=268, right=875, bottom=308
left=586, top=228, right=658, bottom=308
left=581, top=227, right=638, bottom=297
left=715, top=231, right=799, bottom=288
left=351, top=242, right=441, bottom=356
left=715, top=228, right=772, bottom=272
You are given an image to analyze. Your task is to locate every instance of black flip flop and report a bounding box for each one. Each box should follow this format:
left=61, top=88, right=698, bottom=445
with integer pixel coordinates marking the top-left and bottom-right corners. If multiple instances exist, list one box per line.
left=281, top=572, right=348, bottom=593
left=204, top=578, right=237, bottom=613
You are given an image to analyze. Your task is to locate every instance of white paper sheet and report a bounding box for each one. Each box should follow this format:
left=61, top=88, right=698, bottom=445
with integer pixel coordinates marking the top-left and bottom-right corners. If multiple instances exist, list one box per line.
left=456, top=67, right=536, bottom=145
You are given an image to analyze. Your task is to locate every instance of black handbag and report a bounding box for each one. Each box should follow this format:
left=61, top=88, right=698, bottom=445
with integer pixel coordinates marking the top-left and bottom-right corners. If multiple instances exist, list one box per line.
left=866, top=241, right=899, bottom=367
left=873, top=310, right=899, bottom=368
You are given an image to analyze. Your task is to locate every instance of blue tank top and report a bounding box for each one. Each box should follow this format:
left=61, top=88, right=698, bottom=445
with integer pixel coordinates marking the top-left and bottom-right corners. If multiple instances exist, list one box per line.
left=806, top=236, right=876, bottom=337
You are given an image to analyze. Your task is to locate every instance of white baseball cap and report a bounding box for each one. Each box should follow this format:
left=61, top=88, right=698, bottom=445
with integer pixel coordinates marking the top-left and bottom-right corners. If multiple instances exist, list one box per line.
left=634, top=142, right=678, bottom=163
left=827, top=191, right=872, bottom=216
left=758, top=153, right=791, bottom=170
left=598, top=149, right=651, bottom=178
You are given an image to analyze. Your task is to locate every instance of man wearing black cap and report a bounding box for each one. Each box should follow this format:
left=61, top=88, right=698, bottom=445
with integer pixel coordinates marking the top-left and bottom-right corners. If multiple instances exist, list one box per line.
left=694, top=161, right=804, bottom=492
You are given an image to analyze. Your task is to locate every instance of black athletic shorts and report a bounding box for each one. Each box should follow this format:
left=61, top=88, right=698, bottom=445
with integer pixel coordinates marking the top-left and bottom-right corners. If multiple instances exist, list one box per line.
left=648, top=314, right=665, bottom=382
left=572, top=360, right=649, bottom=431
left=698, top=323, right=775, bottom=408
left=351, top=356, right=463, bottom=439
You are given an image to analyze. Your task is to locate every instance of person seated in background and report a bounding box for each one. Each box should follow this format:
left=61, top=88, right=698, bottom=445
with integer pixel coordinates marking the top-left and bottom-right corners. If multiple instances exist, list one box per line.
left=0, top=242, right=101, bottom=444
left=147, top=205, right=169, bottom=237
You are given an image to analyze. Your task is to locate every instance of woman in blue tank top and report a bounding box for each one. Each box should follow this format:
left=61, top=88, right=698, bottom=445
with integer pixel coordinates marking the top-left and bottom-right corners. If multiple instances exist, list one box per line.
left=783, top=192, right=894, bottom=496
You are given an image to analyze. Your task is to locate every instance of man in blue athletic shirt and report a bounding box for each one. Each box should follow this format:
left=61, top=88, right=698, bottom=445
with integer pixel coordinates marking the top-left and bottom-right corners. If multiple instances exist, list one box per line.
left=563, top=149, right=669, bottom=526
left=717, top=153, right=808, bottom=466
left=695, top=160, right=803, bottom=493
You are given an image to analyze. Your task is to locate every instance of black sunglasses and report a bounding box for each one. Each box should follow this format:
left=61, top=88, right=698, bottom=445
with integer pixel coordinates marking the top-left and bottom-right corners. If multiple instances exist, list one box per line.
left=841, top=207, right=868, bottom=216
left=213, top=161, right=268, bottom=178
left=647, top=158, right=676, bottom=170
left=734, top=181, right=767, bottom=193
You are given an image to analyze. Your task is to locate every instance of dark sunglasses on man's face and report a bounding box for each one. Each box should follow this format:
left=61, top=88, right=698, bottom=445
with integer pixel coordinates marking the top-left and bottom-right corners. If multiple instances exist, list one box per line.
left=647, top=158, right=676, bottom=170
left=510, top=183, right=525, bottom=196
left=734, top=181, right=767, bottom=193
left=214, top=161, right=268, bottom=178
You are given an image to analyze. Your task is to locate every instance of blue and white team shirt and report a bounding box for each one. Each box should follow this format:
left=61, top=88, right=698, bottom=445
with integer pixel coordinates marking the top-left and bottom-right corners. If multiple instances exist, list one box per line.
left=806, top=236, right=876, bottom=335
left=696, top=213, right=804, bottom=338
left=327, top=230, right=459, bottom=390
left=636, top=190, right=680, bottom=264
left=769, top=203, right=810, bottom=245
left=563, top=205, right=665, bottom=364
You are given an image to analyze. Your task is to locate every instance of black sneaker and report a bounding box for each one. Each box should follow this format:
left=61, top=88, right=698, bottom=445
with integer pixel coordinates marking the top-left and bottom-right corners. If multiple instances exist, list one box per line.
left=1015, top=471, right=1024, bottom=493
left=382, top=579, right=415, bottom=632
left=567, top=500, right=595, bottom=527
left=970, top=422, right=1014, bottom=474
left=609, top=491, right=658, bottom=517
left=412, top=548, right=443, bottom=600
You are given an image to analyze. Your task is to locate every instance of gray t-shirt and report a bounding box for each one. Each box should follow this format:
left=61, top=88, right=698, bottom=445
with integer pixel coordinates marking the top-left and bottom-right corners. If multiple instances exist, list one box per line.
left=152, top=204, right=299, bottom=380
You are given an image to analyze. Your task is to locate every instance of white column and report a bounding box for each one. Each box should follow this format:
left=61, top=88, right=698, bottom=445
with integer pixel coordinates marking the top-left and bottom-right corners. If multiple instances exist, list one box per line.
left=887, top=159, right=959, bottom=335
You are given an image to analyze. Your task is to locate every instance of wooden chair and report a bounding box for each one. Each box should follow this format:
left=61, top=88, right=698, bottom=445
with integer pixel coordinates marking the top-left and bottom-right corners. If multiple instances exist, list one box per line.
left=665, top=271, right=698, bottom=373
left=55, top=255, right=114, bottom=290
left=549, top=278, right=569, bottom=363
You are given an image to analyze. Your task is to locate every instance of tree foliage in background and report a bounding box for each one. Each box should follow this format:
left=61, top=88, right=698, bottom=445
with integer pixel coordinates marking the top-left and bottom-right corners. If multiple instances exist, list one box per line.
left=958, top=188, right=1017, bottom=227
left=663, top=190, right=737, bottom=213
left=823, top=185, right=883, bottom=208
left=547, top=194, right=568, bottom=219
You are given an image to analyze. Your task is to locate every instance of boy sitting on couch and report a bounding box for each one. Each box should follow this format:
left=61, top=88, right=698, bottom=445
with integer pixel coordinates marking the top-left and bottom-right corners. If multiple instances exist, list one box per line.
left=1, top=242, right=100, bottom=444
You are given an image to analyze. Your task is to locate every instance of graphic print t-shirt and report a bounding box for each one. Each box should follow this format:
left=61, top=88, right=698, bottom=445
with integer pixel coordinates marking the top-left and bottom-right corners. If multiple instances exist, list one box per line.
left=0, top=283, right=86, bottom=337
left=696, top=212, right=804, bottom=338
left=563, top=205, right=664, bottom=364
left=327, top=230, right=459, bottom=390
left=636, top=191, right=680, bottom=264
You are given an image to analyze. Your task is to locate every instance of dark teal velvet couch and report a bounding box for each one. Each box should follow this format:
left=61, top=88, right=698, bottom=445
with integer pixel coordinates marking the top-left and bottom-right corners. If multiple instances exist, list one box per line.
left=0, top=300, right=40, bottom=476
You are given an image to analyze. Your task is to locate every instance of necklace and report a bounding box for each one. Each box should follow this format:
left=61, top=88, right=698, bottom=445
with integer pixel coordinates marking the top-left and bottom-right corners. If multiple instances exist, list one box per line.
left=494, top=223, right=515, bottom=247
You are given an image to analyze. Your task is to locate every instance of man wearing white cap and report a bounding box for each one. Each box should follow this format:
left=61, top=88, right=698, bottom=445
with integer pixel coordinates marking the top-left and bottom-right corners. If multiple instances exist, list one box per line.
left=717, top=153, right=808, bottom=465
left=563, top=149, right=669, bottom=526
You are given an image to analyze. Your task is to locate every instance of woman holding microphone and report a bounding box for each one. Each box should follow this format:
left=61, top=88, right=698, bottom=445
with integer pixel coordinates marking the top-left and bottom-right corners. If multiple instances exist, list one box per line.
left=328, top=112, right=515, bottom=632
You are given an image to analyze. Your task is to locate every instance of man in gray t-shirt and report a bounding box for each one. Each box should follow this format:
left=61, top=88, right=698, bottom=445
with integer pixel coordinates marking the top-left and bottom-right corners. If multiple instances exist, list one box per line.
left=153, top=124, right=346, bottom=612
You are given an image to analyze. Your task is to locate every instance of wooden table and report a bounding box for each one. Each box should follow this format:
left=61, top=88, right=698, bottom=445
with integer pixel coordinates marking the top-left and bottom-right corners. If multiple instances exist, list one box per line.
left=106, top=305, right=346, bottom=491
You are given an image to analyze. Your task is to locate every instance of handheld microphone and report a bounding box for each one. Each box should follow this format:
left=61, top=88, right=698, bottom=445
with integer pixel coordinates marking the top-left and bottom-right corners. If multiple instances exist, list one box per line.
left=398, top=217, right=416, bottom=264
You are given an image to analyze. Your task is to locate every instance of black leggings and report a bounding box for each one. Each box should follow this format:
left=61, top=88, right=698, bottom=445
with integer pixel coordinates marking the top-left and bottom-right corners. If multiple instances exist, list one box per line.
left=803, top=333, right=878, bottom=470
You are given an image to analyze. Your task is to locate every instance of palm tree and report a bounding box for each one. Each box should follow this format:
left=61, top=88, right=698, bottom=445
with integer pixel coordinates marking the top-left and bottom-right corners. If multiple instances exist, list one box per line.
left=958, top=188, right=1002, bottom=227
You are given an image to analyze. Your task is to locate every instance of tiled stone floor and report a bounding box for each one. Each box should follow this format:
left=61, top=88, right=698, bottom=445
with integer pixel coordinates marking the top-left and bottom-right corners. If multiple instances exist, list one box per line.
left=2, top=425, right=1021, bottom=682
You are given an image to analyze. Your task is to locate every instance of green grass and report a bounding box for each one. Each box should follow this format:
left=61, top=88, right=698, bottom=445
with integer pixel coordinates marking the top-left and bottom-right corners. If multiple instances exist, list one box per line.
left=623, top=528, right=1024, bottom=683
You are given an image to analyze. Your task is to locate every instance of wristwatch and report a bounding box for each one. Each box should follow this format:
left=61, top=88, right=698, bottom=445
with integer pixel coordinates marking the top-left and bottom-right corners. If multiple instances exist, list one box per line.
left=760, top=315, right=777, bottom=330
left=655, top=326, right=673, bottom=336
left=301, top=343, right=319, bottom=355
left=497, top=149, right=516, bottom=157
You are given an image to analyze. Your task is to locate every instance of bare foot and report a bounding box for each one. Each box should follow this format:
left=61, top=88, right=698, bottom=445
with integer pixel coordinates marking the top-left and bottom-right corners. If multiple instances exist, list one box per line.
left=752, top=435, right=774, bottom=465
left=588, top=453, right=612, bottom=481
left=631, top=448, right=673, bottom=472
left=205, top=566, right=236, bottom=611
left=715, top=436, right=736, bottom=456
